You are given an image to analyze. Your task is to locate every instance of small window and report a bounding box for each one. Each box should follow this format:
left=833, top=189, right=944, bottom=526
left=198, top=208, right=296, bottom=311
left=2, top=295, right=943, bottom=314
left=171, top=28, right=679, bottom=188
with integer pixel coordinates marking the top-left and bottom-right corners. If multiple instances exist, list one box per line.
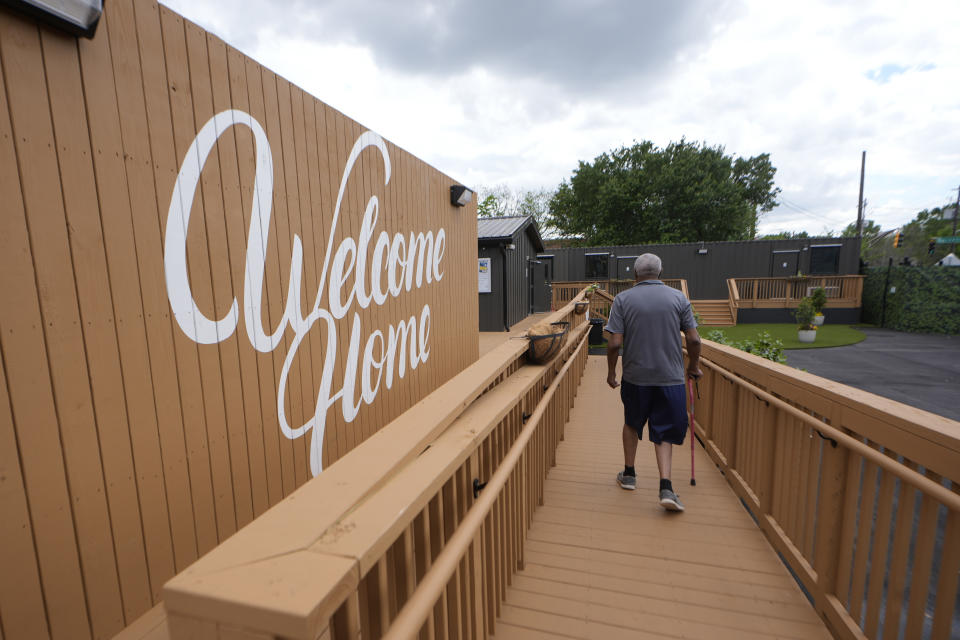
left=809, top=245, right=841, bottom=275
left=585, top=253, right=609, bottom=279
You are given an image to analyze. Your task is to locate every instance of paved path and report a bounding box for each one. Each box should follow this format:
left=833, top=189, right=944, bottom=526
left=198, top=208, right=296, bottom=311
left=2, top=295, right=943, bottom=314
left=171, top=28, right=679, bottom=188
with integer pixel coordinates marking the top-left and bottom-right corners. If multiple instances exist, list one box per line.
left=785, top=328, right=960, bottom=422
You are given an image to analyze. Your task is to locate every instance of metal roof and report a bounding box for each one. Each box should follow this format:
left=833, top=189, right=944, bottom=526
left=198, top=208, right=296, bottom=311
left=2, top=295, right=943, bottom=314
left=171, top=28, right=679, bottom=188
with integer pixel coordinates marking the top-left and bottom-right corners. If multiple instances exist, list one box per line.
left=477, top=215, right=544, bottom=250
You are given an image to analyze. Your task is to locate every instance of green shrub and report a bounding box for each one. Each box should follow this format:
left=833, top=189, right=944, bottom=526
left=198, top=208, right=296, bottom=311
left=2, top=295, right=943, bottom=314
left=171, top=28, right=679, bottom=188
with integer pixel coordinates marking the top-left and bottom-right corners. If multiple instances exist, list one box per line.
left=793, top=297, right=817, bottom=329
left=862, top=266, right=960, bottom=334
left=810, top=287, right=827, bottom=314
left=703, top=329, right=786, bottom=364
left=704, top=329, right=730, bottom=344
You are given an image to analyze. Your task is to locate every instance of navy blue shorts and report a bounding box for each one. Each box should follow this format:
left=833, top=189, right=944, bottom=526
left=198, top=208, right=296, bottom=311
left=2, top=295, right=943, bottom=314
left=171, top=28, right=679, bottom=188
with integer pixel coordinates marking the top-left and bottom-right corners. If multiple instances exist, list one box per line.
left=620, top=381, right=688, bottom=445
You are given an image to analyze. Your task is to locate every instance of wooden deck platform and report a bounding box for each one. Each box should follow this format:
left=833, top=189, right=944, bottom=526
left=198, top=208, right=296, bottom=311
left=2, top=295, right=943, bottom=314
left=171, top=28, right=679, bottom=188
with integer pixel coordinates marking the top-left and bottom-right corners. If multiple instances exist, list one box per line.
left=492, top=356, right=832, bottom=640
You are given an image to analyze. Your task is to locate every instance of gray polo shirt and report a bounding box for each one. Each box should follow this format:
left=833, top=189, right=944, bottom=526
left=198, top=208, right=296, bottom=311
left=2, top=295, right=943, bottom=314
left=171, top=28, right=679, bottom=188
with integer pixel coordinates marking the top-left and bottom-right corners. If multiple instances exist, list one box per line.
left=604, top=280, right=697, bottom=386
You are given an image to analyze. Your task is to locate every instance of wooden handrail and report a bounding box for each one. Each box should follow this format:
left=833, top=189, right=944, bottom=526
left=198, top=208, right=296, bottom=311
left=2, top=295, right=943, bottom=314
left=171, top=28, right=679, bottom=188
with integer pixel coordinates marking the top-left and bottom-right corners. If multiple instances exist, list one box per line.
left=382, top=325, right=590, bottom=639
left=692, top=337, right=960, bottom=640
left=700, top=358, right=960, bottom=512
left=163, top=289, right=593, bottom=638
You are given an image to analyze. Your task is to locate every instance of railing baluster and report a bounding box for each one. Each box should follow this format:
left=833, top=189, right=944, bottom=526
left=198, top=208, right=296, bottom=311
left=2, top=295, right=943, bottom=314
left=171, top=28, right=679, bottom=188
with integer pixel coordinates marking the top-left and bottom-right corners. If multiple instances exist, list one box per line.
left=849, top=457, right=878, bottom=624
left=930, top=510, right=960, bottom=640
left=483, top=509, right=494, bottom=632
left=403, top=524, right=416, bottom=610
left=758, top=401, right=777, bottom=513
left=802, top=430, right=820, bottom=559
left=358, top=575, right=373, bottom=640
left=771, top=410, right=787, bottom=526
left=784, top=419, right=800, bottom=542
left=864, top=468, right=897, bottom=638
left=812, top=429, right=850, bottom=618
left=377, top=557, right=390, bottom=638
left=903, top=483, right=940, bottom=637
left=881, top=461, right=918, bottom=640
left=833, top=452, right=862, bottom=611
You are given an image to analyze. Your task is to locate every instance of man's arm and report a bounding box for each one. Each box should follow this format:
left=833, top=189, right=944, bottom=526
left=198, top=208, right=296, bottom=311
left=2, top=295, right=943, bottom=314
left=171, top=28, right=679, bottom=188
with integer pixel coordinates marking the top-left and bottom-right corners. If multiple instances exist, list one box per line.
left=684, top=328, right=702, bottom=379
left=607, top=332, right=623, bottom=388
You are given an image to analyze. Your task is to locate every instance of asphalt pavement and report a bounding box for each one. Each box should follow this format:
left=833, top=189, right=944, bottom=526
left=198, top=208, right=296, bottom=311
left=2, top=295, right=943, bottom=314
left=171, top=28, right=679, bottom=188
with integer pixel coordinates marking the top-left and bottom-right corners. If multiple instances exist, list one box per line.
left=785, top=328, right=960, bottom=422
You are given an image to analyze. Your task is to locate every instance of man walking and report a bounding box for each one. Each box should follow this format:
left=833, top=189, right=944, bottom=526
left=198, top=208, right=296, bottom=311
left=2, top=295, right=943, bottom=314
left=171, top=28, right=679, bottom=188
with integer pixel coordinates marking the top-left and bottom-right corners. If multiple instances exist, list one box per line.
left=604, top=253, right=702, bottom=511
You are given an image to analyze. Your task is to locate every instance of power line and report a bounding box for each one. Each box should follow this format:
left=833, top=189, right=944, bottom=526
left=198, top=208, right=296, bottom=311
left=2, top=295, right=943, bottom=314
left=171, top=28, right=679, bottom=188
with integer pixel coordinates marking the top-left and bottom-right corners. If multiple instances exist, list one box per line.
left=775, top=198, right=829, bottom=223
left=778, top=197, right=820, bottom=216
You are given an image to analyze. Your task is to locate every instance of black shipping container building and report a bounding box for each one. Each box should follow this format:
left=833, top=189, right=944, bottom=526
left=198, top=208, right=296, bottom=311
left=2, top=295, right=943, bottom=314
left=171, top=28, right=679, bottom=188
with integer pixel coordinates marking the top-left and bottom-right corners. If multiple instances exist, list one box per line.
left=544, top=237, right=861, bottom=299
left=477, top=216, right=548, bottom=331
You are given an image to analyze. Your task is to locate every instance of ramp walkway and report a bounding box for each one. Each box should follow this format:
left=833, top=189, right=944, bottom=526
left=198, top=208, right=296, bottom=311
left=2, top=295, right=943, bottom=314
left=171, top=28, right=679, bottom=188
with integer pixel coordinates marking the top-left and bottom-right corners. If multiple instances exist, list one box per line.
left=492, top=356, right=831, bottom=640
left=130, top=292, right=960, bottom=640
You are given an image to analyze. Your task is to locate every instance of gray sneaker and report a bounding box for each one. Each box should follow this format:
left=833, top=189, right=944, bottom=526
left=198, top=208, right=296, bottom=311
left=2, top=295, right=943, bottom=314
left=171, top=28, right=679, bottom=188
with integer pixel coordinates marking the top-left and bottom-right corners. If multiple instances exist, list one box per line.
left=659, top=489, right=685, bottom=512
left=617, top=471, right=637, bottom=490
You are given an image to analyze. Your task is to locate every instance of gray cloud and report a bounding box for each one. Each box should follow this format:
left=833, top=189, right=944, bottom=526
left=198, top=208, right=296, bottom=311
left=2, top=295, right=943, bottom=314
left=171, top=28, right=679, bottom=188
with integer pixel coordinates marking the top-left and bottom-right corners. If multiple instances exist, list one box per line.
left=193, top=0, right=736, bottom=92
left=162, top=0, right=960, bottom=235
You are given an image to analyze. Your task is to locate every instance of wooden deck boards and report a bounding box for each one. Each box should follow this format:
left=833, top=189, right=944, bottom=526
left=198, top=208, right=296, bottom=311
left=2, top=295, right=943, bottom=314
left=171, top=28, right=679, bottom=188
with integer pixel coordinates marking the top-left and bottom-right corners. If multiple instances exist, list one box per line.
left=493, top=356, right=832, bottom=640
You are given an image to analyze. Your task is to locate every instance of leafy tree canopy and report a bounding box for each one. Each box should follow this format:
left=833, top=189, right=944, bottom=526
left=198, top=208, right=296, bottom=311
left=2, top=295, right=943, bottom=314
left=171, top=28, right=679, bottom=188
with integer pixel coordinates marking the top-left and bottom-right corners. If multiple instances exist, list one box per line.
left=547, top=139, right=780, bottom=245
left=758, top=230, right=810, bottom=239
left=848, top=208, right=955, bottom=266
left=477, top=185, right=556, bottom=236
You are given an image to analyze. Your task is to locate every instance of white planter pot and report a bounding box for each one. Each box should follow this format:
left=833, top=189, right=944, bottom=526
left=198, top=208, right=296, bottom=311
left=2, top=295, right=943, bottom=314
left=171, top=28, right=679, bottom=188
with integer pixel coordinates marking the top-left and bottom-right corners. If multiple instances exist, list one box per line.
left=812, top=315, right=824, bottom=326
left=797, top=329, right=817, bottom=343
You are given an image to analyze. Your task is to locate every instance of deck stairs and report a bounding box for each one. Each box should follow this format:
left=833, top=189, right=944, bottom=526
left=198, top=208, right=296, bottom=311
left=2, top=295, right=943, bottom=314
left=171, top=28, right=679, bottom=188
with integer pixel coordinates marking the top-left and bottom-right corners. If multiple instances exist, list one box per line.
left=691, top=299, right=735, bottom=326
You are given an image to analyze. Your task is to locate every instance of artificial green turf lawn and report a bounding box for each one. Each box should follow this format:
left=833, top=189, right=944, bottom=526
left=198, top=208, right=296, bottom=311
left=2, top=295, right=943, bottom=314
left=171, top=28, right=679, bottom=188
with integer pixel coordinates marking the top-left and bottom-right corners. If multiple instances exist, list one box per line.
left=698, top=323, right=867, bottom=350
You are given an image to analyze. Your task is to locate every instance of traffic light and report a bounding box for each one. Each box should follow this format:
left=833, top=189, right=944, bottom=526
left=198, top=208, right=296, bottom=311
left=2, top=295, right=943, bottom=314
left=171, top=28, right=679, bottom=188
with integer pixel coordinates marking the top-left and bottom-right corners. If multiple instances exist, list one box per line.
left=929, top=239, right=937, bottom=255
left=893, top=232, right=904, bottom=248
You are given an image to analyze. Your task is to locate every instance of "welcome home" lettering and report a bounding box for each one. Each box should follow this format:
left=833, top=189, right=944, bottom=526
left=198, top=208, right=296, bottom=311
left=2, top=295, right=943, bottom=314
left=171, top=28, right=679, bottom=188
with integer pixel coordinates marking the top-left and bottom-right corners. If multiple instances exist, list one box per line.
left=164, top=110, right=445, bottom=476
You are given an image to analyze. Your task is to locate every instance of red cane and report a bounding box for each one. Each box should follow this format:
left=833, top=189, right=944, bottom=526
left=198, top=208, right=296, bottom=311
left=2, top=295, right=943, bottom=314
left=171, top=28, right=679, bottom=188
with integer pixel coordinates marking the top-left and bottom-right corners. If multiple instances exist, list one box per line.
left=688, top=378, right=696, bottom=486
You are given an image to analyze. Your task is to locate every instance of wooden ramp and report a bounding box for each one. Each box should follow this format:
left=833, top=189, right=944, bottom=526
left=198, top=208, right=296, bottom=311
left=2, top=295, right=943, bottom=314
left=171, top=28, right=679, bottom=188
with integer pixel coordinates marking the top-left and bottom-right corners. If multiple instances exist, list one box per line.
left=492, top=356, right=831, bottom=640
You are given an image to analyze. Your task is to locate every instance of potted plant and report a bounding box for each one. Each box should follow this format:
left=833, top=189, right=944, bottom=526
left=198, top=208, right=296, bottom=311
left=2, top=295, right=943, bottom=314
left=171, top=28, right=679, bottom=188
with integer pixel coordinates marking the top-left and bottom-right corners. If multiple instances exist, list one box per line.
left=584, top=282, right=600, bottom=300
left=794, top=297, right=817, bottom=343
left=810, top=286, right=827, bottom=326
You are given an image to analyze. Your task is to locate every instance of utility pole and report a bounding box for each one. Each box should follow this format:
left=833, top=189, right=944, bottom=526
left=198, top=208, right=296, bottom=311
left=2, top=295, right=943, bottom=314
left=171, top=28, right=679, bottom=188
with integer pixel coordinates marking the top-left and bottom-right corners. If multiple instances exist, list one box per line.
left=953, top=184, right=959, bottom=255
left=856, top=151, right=866, bottom=236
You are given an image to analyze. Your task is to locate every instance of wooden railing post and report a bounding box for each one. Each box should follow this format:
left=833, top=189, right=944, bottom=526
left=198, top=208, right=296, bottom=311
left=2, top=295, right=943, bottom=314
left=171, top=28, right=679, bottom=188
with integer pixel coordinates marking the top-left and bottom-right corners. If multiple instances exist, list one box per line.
left=812, top=430, right=849, bottom=621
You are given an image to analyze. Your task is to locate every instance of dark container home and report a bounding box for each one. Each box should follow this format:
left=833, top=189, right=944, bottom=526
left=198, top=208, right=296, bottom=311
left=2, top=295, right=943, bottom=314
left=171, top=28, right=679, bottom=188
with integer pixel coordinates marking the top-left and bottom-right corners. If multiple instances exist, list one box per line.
left=478, top=216, right=549, bottom=331
left=542, top=236, right=863, bottom=323
left=544, top=237, right=860, bottom=297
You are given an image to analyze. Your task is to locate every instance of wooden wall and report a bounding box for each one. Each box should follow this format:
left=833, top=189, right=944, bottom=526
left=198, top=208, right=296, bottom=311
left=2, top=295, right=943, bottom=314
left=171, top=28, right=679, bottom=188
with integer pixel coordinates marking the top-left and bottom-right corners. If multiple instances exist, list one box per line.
left=0, top=1, right=478, bottom=638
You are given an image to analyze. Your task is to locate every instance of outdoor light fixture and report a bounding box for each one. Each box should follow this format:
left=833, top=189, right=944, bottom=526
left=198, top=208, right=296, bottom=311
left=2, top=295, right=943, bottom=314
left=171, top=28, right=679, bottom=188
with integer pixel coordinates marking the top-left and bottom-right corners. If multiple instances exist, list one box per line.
left=697, top=242, right=708, bottom=255
left=1, top=0, right=103, bottom=37
left=450, top=185, right=473, bottom=207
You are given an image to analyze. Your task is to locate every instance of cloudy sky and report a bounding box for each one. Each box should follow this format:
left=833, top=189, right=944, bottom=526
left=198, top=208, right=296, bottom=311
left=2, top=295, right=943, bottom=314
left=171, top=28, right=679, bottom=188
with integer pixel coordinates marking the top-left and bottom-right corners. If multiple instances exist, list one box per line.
left=161, top=0, right=960, bottom=236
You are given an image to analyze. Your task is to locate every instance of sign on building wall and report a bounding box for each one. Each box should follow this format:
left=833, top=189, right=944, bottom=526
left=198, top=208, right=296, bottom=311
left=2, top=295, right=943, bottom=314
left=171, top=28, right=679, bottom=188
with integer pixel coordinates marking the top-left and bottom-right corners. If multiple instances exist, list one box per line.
left=479, top=257, right=492, bottom=293
left=0, top=1, right=478, bottom=637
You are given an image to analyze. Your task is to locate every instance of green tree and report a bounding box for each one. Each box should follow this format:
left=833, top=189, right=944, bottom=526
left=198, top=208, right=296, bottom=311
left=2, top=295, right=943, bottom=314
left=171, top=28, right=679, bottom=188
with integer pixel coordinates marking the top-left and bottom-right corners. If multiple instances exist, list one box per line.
left=852, top=209, right=954, bottom=267
left=477, top=194, right=500, bottom=218
left=476, top=185, right=556, bottom=236
left=900, top=207, right=955, bottom=265
left=842, top=219, right=883, bottom=263
left=758, top=230, right=810, bottom=239
left=547, top=139, right=780, bottom=245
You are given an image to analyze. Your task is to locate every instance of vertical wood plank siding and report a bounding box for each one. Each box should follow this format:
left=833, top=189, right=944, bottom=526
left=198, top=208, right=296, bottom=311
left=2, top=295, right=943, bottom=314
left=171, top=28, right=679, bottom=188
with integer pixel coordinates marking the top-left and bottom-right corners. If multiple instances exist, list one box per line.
left=0, top=1, right=478, bottom=637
